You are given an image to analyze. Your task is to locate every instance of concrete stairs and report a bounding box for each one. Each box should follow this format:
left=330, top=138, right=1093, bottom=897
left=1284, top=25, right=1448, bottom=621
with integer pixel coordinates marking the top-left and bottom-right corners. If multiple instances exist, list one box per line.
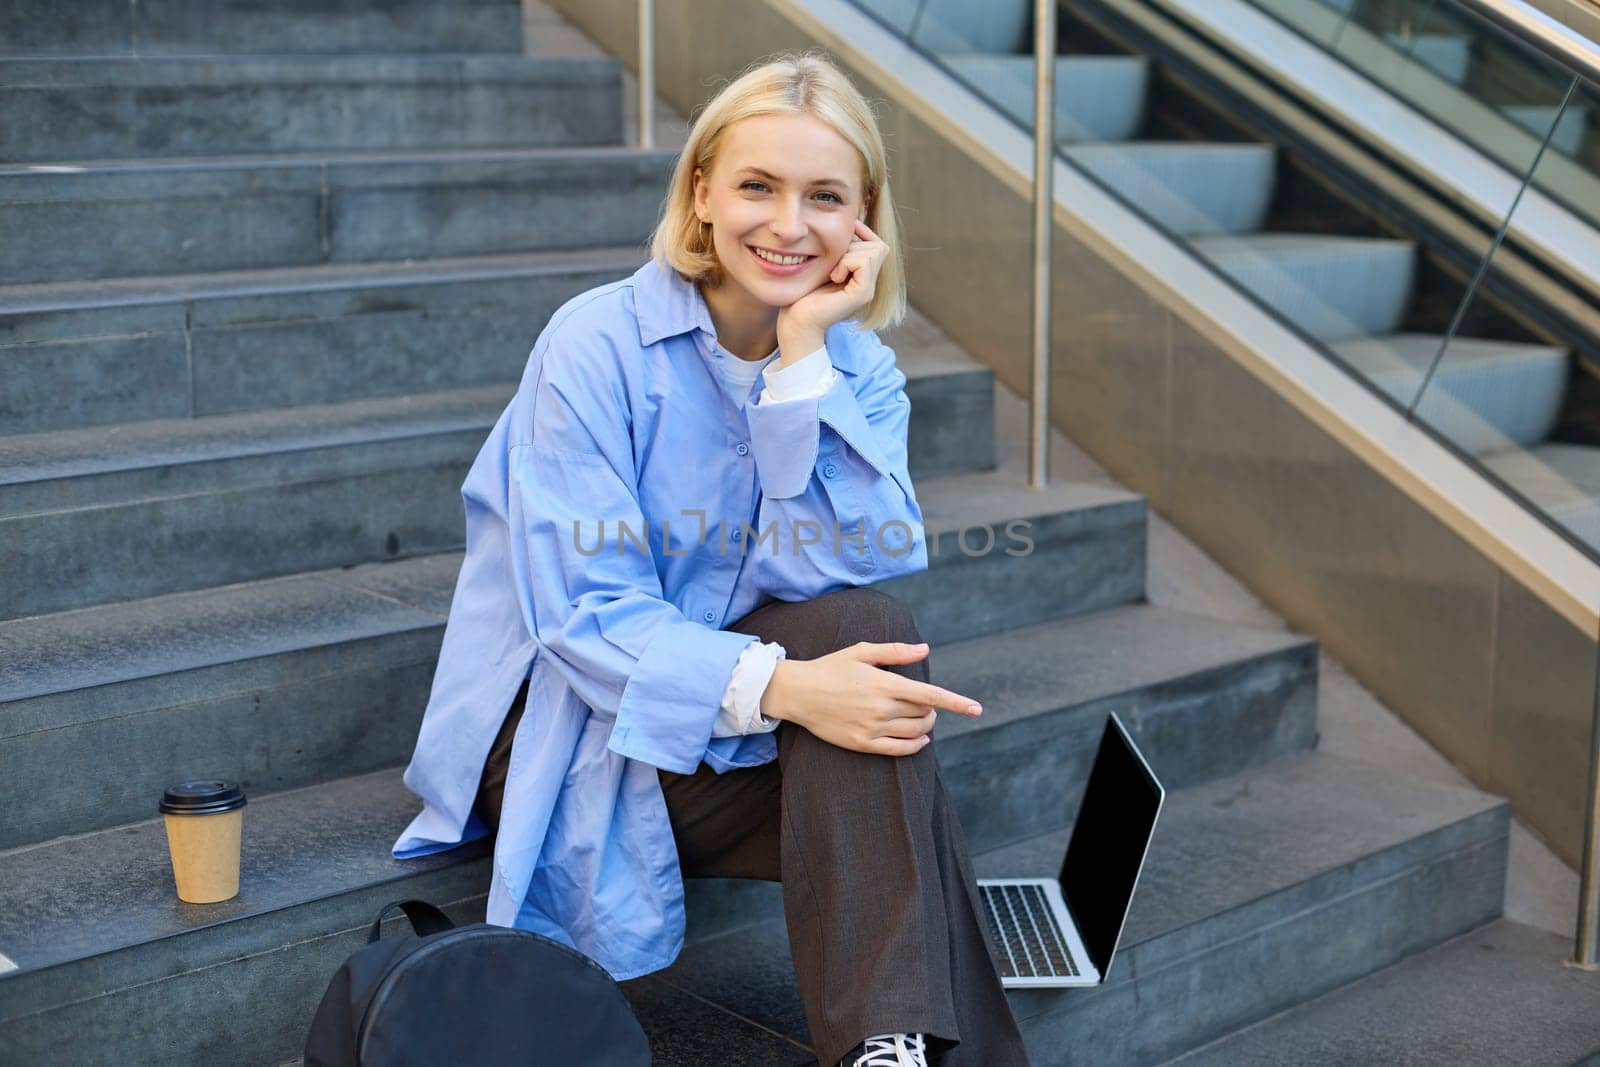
left=0, top=1, right=1586, bottom=1064
left=1166, top=919, right=1600, bottom=1065
left=0, top=0, right=528, bottom=56
left=657, top=754, right=1508, bottom=1063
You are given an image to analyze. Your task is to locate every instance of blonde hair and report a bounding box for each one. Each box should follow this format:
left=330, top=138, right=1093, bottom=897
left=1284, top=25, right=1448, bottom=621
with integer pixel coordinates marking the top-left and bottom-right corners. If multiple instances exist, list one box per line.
left=650, top=51, right=907, bottom=332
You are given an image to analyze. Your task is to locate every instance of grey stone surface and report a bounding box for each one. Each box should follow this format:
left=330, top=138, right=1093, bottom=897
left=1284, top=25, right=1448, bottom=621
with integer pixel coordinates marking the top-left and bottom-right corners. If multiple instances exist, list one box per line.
left=137, top=0, right=525, bottom=56
left=0, top=386, right=509, bottom=619
left=0, top=147, right=674, bottom=285
left=1014, top=834, right=1505, bottom=1064
left=0, top=559, right=449, bottom=849
left=682, top=603, right=1316, bottom=942
left=0, top=0, right=525, bottom=56
left=0, top=250, right=996, bottom=446
left=0, top=559, right=446, bottom=707
left=0, top=382, right=1035, bottom=620
left=0, top=55, right=623, bottom=162
left=0, top=161, right=322, bottom=285
left=0, top=247, right=637, bottom=433
left=883, top=310, right=997, bottom=479
left=0, top=319, right=191, bottom=437
left=658, top=754, right=1508, bottom=1063
left=0, top=466, right=1139, bottom=843
left=0, top=754, right=1506, bottom=1066
left=884, top=475, right=1146, bottom=644
left=0, top=0, right=130, bottom=57
left=0, top=383, right=505, bottom=487
left=931, top=604, right=1318, bottom=852
left=619, top=977, right=815, bottom=1066
left=0, top=768, right=491, bottom=1009
left=1166, top=920, right=1600, bottom=1066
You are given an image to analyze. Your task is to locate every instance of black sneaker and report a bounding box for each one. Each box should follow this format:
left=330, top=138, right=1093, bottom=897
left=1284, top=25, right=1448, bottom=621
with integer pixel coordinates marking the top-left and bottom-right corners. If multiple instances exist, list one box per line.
left=839, top=1033, right=928, bottom=1067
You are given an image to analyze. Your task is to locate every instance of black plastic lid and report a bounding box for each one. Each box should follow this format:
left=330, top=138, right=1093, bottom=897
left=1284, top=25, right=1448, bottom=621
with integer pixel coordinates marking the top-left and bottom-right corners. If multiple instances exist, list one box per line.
left=160, top=780, right=246, bottom=816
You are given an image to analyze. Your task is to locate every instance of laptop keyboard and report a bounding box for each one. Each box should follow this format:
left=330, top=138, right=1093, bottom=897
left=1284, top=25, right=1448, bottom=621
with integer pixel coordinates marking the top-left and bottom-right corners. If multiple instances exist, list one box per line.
left=979, top=883, right=1080, bottom=980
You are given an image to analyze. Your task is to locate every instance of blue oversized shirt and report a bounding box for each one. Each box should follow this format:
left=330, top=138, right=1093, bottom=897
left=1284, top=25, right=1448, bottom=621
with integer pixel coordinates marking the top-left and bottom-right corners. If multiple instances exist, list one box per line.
left=391, top=257, right=930, bottom=980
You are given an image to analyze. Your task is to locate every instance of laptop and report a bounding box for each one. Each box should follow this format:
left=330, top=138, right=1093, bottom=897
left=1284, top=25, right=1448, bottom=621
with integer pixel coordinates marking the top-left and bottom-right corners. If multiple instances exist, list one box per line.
left=976, top=713, right=1164, bottom=988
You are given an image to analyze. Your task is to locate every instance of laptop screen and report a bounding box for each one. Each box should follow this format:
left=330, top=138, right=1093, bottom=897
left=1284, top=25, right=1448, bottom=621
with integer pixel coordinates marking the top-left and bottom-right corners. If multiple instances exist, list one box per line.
left=1056, top=715, right=1164, bottom=979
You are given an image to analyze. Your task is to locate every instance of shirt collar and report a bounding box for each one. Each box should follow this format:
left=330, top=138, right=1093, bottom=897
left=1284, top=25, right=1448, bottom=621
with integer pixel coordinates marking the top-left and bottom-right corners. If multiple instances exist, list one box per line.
left=632, top=258, right=717, bottom=348
left=631, top=257, right=862, bottom=372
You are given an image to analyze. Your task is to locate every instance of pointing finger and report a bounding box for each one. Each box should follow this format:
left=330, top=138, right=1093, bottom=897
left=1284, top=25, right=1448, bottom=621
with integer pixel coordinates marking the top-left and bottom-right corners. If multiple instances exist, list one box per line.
left=898, top=679, right=982, bottom=717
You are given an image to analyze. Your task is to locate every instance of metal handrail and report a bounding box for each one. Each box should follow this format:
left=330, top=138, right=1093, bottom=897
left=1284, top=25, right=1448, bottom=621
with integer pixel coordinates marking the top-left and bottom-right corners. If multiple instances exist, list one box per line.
left=1452, top=0, right=1600, bottom=87
left=1030, top=0, right=1056, bottom=489
left=1580, top=674, right=1600, bottom=969
left=1440, top=0, right=1600, bottom=974
left=637, top=0, right=654, bottom=150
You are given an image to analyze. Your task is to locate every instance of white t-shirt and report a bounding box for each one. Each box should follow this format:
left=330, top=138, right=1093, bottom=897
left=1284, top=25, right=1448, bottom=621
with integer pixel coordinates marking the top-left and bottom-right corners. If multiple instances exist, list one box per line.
left=709, top=343, right=837, bottom=738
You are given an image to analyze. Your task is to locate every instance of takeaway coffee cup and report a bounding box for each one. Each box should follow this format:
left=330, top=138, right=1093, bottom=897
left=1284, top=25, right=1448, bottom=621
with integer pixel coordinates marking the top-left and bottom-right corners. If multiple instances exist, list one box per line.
left=159, top=780, right=247, bottom=904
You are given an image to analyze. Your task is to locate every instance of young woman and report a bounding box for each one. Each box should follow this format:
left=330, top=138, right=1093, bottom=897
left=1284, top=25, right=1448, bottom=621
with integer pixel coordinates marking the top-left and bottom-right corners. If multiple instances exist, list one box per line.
left=392, top=52, right=1029, bottom=1067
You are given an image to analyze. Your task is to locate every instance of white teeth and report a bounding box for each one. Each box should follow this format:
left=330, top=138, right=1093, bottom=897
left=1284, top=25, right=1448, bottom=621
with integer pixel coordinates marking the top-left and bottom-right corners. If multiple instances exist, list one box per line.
left=752, top=247, right=809, bottom=266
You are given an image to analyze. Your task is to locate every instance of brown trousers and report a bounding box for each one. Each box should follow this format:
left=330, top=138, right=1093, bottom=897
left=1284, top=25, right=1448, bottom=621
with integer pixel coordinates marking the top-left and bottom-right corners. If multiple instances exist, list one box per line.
left=474, top=587, right=1029, bottom=1067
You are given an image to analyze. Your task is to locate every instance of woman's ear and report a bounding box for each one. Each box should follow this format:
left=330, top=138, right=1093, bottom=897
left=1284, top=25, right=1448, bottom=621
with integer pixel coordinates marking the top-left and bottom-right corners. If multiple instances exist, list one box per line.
left=692, top=166, right=709, bottom=224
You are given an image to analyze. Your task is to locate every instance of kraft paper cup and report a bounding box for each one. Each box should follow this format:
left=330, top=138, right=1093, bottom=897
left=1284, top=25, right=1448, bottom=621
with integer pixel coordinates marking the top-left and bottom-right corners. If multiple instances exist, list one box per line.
left=160, top=780, right=246, bottom=904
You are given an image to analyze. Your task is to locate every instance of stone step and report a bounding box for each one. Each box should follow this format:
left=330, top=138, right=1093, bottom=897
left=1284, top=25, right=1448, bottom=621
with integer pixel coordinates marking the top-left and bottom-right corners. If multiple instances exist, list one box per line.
left=1189, top=232, right=1417, bottom=342
left=0, top=252, right=1002, bottom=443
left=0, top=147, right=676, bottom=285
left=0, top=749, right=1485, bottom=1065
left=937, top=53, right=1150, bottom=142
left=1330, top=332, right=1568, bottom=453
left=0, top=335, right=1002, bottom=620
left=1061, top=141, right=1277, bottom=238
left=684, top=602, right=1318, bottom=941
left=0, top=567, right=1297, bottom=855
left=2, top=0, right=525, bottom=57
left=0, top=472, right=1143, bottom=847
left=1163, top=920, right=1600, bottom=1065
left=0, top=768, right=495, bottom=1066
left=0, top=55, right=622, bottom=163
left=0, top=247, right=645, bottom=436
left=620, top=754, right=1509, bottom=1064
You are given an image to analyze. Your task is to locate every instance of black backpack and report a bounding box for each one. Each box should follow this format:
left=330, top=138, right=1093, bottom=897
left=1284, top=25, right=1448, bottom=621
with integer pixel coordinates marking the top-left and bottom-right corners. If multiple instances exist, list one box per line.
left=305, top=899, right=652, bottom=1066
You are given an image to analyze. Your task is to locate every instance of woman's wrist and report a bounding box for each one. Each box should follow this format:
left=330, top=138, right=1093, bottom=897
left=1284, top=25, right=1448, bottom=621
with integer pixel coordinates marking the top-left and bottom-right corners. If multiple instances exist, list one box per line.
left=775, top=326, right=826, bottom=367
left=760, top=659, right=803, bottom=725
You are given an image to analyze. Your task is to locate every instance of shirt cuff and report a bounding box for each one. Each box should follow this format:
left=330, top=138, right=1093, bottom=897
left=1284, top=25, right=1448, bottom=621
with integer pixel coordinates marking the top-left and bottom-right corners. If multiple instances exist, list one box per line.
left=711, top=641, right=786, bottom=737
left=760, top=344, right=837, bottom=404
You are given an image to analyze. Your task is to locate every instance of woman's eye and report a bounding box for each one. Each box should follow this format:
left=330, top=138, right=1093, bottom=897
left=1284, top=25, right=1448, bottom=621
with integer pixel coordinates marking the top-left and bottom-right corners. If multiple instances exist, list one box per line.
left=740, top=180, right=768, bottom=193
left=815, top=191, right=842, bottom=204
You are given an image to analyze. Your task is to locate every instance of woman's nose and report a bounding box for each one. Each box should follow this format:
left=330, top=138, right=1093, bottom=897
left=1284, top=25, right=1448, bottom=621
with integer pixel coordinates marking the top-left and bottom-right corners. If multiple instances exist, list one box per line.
left=767, top=197, right=806, bottom=242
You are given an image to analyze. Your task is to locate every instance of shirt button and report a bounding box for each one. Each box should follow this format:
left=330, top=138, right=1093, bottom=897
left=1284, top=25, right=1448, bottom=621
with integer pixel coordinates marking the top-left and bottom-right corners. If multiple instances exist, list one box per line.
left=731, top=526, right=743, bottom=541
left=735, top=442, right=749, bottom=456
left=702, top=610, right=716, bottom=623
left=822, top=462, right=839, bottom=478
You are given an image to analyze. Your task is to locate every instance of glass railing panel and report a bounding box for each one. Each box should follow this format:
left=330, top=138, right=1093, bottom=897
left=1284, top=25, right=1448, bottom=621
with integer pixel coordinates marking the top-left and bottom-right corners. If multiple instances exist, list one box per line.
left=1409, top=69, right=1600, bottom=556
left=1247, top=0, right=1600, bottom=231
left=844, top=0, right=1600, bottom=550
left=1053, top=3, right=1531, bottom=449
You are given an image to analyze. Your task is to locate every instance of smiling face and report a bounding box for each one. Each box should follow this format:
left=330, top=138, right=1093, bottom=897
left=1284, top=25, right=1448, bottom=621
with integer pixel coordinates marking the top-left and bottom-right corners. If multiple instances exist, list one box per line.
left=692, top=112, right=868, bottom=326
